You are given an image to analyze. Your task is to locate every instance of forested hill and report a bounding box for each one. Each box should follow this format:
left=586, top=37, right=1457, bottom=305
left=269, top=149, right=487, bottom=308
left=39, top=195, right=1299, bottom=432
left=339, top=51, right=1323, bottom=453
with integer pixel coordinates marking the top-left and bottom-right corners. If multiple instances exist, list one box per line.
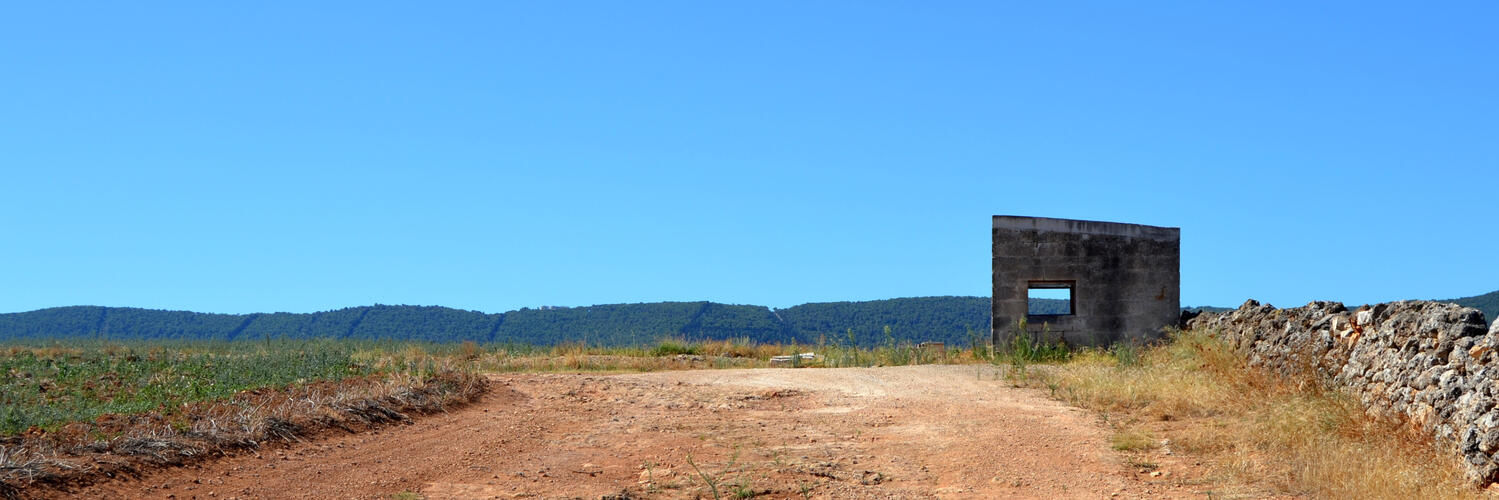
left=7, top=291, right=1484, bottom=347
left=0, top=297, right=1001, bottom=347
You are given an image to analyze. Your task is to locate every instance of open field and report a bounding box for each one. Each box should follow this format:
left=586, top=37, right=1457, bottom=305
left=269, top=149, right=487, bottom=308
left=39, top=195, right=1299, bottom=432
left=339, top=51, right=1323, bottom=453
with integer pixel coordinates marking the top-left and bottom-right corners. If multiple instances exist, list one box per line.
left=0, top=337, right=983, bottom=497
left=0, top=337, right=959, bottom=434
left=5, top=332, right=1488, bottom=499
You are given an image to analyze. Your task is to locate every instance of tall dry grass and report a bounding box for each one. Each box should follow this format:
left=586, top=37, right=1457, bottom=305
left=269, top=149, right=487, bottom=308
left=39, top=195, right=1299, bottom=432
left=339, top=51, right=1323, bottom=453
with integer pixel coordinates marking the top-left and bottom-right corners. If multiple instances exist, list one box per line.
left=462, top=336, right=979, bottom=373
left=1037, top=329, right=1478, bottom=499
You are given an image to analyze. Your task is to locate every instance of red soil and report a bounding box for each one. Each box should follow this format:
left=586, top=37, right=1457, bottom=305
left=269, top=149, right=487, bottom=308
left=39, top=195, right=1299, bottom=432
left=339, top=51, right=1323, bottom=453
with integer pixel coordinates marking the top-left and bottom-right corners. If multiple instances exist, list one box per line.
left=60, top=365, right=1218, bottom=499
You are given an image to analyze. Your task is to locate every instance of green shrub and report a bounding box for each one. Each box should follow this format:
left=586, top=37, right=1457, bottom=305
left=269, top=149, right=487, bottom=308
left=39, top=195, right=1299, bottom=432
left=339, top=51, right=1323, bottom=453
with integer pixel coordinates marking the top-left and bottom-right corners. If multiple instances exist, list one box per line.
left=650, top=340, right=700, bottom=357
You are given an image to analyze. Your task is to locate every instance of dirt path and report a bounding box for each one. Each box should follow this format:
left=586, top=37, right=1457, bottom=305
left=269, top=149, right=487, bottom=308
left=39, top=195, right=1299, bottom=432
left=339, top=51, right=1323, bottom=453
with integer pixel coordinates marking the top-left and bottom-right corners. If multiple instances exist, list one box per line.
left=70, top=365, right=1217, bottom=499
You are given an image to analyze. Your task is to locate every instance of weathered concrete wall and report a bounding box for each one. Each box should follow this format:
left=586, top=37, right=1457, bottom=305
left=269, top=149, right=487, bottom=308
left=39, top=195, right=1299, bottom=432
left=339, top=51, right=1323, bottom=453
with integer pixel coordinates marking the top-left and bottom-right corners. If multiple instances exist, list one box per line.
left=1190, top=300, right=1499, bottom=484
left=992, top=216, right=1180, bottom=347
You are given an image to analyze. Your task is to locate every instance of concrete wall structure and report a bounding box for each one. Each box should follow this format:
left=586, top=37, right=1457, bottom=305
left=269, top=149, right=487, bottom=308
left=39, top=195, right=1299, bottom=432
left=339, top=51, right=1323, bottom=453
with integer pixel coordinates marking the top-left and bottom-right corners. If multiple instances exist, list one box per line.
left=992, top=216, right=1180, bottom=347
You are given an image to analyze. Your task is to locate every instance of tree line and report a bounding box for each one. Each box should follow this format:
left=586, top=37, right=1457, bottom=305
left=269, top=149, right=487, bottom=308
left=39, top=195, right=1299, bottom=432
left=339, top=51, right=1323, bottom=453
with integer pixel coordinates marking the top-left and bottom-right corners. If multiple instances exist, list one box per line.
left=6, top=291, right=1484, bottom=346
left=0, top=297, right=1003, bottom=346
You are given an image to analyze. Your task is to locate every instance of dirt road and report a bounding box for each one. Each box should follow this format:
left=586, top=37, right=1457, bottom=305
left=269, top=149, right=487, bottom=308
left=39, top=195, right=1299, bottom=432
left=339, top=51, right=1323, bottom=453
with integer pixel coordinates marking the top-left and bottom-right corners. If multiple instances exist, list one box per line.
left=72, top=365, right=1212, bottom=499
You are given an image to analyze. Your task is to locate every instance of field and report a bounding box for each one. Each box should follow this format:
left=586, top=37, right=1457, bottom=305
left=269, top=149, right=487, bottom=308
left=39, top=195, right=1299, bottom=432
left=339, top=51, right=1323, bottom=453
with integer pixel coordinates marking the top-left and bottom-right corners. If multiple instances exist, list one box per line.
left=0, top=332, right=1485, bottom=499
left=0, top=336, right=983, bottom=496
left=0, top=336, right=954, bottom=433
left=0, top=340, right=487, bottom=497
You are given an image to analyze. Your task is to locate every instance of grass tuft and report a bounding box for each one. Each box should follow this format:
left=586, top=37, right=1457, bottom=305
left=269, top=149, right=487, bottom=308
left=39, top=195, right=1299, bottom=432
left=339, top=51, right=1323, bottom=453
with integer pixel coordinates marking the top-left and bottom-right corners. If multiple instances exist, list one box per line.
left=1109, top=428, right=1158, bottom=451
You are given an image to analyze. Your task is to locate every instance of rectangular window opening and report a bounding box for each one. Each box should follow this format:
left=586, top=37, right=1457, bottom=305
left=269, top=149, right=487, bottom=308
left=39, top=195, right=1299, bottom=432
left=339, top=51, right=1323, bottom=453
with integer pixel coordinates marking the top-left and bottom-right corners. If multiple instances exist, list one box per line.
left=1027, top=281, right=1074, bottom=316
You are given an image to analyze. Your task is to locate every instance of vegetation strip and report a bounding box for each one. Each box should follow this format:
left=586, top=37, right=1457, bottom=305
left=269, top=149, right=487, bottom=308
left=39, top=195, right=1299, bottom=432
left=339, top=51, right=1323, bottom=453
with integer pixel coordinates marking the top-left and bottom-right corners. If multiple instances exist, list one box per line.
left=0, top=341, right=486, bottom=498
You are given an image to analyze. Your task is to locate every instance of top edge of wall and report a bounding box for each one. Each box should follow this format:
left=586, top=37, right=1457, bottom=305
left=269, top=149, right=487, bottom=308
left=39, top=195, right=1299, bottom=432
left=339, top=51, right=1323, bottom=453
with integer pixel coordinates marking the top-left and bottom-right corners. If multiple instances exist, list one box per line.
left=992, top=215, right=1180, bottom=241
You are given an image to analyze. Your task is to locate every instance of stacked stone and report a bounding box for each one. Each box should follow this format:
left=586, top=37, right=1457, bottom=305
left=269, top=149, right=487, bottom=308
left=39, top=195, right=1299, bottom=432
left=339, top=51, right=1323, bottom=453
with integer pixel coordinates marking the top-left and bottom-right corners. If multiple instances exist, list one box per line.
left=1190, top=300, right=1496, bottom=484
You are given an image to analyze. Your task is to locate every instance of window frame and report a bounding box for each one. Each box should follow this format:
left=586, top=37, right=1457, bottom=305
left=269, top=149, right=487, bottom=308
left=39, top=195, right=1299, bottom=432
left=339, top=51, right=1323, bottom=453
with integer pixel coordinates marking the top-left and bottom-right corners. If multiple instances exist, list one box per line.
left=1026, top=280, right=1076, bottom=316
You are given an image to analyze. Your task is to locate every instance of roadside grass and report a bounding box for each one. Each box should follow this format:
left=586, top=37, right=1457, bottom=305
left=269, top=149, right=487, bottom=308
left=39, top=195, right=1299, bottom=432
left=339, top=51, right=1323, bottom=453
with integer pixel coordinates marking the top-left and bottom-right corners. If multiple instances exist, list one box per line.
left=983, top=319, right=1072, bottom=385
left=474, top=335, right=983, bottom=373
left=1030, top=328, right=1479, bottom=500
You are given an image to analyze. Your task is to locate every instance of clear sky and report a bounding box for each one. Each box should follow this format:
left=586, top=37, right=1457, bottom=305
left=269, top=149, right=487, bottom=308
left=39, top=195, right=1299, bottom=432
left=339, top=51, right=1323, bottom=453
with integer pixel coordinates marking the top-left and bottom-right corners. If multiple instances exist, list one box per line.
left=3, top=2, right=1495, bottom=314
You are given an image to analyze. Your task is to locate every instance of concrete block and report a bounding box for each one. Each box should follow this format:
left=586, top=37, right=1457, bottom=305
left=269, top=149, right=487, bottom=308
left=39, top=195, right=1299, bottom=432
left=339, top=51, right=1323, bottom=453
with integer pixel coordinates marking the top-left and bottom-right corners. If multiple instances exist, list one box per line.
left=993, top=215, right=1180, bottom=348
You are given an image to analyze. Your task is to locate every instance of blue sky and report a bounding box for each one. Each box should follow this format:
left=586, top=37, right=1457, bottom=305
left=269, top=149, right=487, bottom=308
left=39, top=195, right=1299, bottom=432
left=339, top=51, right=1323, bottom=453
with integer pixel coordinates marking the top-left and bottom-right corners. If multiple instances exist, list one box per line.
left=3, top=2, right=1495, bottom=314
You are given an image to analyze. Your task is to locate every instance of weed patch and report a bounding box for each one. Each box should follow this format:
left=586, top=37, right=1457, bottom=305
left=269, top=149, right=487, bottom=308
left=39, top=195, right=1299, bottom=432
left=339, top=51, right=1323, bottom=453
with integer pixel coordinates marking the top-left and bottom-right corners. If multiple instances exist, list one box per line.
left=650, top=340, right=701, bottom=357
left=1109, top=428, right=1158, bottom=451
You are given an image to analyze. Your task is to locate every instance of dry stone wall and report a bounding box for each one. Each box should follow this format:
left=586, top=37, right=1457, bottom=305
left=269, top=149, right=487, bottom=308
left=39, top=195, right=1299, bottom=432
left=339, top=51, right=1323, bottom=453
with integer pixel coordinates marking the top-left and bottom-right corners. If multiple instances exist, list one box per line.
left=1189, top=300, right=1498, bottom=484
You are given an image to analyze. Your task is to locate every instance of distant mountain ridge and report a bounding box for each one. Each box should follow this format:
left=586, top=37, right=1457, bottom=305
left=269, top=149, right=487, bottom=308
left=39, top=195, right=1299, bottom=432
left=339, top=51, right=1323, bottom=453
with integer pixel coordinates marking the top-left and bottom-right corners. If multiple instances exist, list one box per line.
left=0, top=297, right=1001, bottom=347
left=5, top=291, right=1487, bottom=347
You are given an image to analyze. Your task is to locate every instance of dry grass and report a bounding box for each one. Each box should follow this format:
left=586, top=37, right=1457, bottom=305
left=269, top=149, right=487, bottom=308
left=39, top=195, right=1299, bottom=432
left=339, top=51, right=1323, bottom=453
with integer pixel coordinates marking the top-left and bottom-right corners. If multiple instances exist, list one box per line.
left=466, top=338, right=981, bottom=373
left=1109, top=427, right=1159, bottom=452
left=0, top=445, right=80, bottom=495
left=1036, top=329, right=1480, bottom=500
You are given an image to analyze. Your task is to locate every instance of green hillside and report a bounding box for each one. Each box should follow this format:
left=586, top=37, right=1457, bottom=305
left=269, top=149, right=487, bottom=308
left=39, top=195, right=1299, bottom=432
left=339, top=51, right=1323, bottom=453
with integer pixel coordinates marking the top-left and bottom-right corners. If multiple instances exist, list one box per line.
left=0, top=298, right=1000, bottom=346
left=777, top=296, right=992, bottom=347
